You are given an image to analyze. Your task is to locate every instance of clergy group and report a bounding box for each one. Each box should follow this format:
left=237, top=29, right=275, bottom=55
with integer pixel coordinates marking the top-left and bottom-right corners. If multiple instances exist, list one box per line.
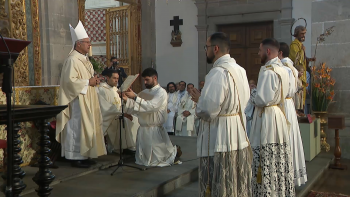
left=56, top=20, right=310, bottom=196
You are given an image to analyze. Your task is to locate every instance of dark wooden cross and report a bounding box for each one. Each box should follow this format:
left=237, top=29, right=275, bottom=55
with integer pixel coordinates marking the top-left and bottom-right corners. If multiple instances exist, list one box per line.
left=170, top=16, right=183, bottom=33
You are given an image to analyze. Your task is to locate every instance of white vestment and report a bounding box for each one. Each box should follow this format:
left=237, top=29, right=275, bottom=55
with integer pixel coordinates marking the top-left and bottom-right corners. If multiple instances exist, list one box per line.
left=245, top=88, right=256, bottom=137
left=175, top=92, right=196, bottom=136
left=196, top=54, right=251, bottom=156
left=250, top=57, right=295, bottom=196
left=281, top=57, right=308, bottom=186
left=56, top=50, right=106, bottom=160
left=125, top=84, right=177, bottom=167
left=163, top=92, right=178, bottom=134
left=196, top=54, right=252, bottom=197
left=96, top=82, right=138, bottom=152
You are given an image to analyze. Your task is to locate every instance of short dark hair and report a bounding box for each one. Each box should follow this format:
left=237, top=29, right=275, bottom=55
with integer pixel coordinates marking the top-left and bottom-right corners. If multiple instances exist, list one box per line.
left=294, top=26, right=306, bottom=37
left=103, top=69, right=120, bottom=78
left=210, top=32, right=231, bottom=53
left=110, top=57, right=117, bottom=61
left=279, top=42, right=290, bottom=58
left=261, top=38, right=280, bottom=50
left=179, top=81, right=186, bottom=87
left=187, top=83, right=194, bottom=88
left=166, top=82, right=177, bottom=92
left=142, top=68, right=158, bottom=78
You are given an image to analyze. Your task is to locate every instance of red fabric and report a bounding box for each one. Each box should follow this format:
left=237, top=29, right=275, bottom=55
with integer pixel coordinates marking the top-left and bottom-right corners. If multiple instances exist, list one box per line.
left=50, top=121, right=56, bottom=130
left=0, top=140, right=7, bottom=149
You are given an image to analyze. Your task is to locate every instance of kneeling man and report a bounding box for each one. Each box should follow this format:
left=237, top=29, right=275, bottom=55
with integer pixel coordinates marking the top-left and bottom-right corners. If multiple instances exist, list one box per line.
left=122, top=68, right=181, bottom=167
left=97, top=69, right=138, bottom=153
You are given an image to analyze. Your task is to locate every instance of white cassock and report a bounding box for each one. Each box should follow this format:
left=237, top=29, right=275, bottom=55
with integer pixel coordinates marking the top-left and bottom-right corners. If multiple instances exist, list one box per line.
left=250, top=57, right=295, bottom=196
left=125, top=84, right=177, bottom=167
left=163, top=92, right=178, bottom=134
left=196, top=54, right=252, bottom=197
left=281, top=57, right=308, bottom=186
left=96, top=82, right=138, bottom=152
left=175, top=92, right=196, bottom=136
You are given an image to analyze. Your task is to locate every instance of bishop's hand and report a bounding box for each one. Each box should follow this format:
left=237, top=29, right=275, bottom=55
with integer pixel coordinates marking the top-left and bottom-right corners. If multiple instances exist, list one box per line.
left=189, top=88, right=201, bottom=103
left=89, top=75, right=101, bottom=87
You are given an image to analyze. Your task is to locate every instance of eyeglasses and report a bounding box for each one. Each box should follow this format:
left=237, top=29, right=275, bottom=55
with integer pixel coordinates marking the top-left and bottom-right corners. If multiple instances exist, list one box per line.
left=204, top=45, right=216, bottom=51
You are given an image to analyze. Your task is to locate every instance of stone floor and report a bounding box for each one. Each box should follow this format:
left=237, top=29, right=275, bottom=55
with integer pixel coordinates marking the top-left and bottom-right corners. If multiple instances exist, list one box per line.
left=1, top=136, right=198, bottom=197
left=310, top=158, right=350, bottom=195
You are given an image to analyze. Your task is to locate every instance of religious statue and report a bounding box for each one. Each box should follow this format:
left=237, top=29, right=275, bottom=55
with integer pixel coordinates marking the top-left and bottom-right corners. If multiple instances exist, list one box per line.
left=170, top=30, right=182, bottom=47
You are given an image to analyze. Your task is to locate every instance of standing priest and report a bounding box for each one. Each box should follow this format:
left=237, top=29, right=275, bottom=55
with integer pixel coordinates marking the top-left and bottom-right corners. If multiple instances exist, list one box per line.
left=250, top=38, right=295, bottom=196
left=96, top=69, right=138, bottom=153
left=175, top=83, right=196, bottom=136
left=164, top=82, right=178, bottom=135
left=190, top=32, right=252, bottom=197
left=122, top=68, right=180, bottom=167
left=56, top=21, right=106, bottom=168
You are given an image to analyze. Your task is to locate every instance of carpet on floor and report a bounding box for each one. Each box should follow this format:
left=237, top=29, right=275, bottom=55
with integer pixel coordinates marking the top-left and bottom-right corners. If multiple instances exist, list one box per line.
left=308, top=190, right=350, bottom=197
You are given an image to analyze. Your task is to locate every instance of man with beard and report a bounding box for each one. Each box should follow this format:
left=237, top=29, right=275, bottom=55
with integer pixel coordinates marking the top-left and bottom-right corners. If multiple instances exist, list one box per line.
left=289, top=25, right=315, bottom=107
left=250, top=38, right=295, bottom=196
left=279, top=42, right=308, bottom=186
left=163, top=82, right=178, bottom=135
left=122, top=68, right=181, bottom=167
left=189, top=32, right=252, bottom=197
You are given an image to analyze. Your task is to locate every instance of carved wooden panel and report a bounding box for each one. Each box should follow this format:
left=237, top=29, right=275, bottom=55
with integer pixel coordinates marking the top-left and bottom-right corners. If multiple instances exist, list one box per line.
left=229, top=48, right=245, bottom=70
left=219, top=21, right=273, bottom=82
left=247, top=22, right=273, bottom=48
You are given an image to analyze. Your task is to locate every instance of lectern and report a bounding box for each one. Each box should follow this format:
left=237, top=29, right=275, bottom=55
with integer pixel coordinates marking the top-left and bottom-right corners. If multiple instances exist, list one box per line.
left=0, top=37, right=67, bottom=197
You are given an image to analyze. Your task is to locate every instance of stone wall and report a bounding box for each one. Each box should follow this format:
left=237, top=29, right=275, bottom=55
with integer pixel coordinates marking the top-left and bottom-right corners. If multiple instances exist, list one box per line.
left=141, top=0, right=156, bottom=75
left=39, top=0, right=79, bottom=85
left=312, top=0, right=350, bottom=158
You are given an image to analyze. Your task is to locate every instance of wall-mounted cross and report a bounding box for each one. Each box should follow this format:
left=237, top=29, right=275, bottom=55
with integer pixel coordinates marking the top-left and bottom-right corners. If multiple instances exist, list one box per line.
left=170, top=16, right=183, bottom=33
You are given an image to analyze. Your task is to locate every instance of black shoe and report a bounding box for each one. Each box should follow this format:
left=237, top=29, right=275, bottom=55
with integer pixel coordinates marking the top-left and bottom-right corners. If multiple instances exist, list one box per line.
left=71, top=160, right=91, bottom=168
left=83, top=159, right=97, bottom=165
left=123, top=149, right=136, bottom=155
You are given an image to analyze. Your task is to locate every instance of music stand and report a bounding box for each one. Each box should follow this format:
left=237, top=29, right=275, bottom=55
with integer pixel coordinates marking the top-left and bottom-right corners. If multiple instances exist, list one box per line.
left=0, top=37, right=31, bottom=197
left=109, top=89, right=145, bottom=176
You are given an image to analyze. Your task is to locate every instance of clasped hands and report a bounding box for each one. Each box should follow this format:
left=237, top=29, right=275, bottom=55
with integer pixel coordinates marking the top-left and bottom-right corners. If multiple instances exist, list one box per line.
left=89, top=75, right=104, bottom=87
left=189, top=88, right=201, bottom=103
left=122, top=88, right=136, bottom=102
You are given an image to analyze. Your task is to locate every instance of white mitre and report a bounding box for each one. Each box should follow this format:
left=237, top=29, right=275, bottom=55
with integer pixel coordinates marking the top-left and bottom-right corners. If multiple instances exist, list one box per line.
left=69, top=20, right=89, bottom=54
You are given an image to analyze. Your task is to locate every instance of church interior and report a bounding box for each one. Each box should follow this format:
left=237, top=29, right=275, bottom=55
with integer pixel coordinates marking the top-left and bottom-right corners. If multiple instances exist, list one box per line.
left=0, top=0, right=350, bottom=196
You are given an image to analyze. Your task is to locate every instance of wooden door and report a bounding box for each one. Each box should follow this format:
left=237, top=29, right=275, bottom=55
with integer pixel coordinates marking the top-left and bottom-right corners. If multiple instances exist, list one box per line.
left=218, top=22, right=273, bottom=82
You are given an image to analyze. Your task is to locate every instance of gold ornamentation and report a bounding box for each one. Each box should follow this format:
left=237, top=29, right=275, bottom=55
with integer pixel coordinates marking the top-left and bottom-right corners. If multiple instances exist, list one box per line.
left=0, top=27, right=10, bottom=37
left=31, top=0, right=41, bottom=86
left=9, top=0, right=29, bottom=86
left=0, top=0, right=7, bottom=19
left=77, top=0, right=86, bottom=26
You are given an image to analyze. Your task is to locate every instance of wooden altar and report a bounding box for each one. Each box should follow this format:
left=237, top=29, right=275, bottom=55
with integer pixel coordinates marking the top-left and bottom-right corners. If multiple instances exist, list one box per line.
left=1, top=105, right=66, bottom=197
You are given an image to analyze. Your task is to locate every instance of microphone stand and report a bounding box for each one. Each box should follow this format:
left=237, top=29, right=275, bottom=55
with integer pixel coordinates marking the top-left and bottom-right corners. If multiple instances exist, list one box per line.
left=110, top=88, right=145, bottom=176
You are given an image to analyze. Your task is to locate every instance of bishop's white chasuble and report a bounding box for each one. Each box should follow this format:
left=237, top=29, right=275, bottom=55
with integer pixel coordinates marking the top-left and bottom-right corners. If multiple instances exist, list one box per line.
left=56, top=50, right=106, bottom=160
